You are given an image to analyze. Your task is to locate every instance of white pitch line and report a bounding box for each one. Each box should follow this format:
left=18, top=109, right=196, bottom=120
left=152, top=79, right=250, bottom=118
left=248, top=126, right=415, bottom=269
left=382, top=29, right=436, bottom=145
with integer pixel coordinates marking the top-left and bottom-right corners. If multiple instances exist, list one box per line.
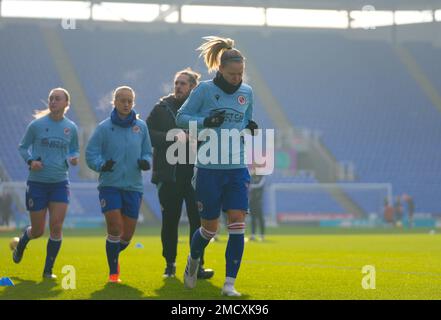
left=244, top=260, right=441, bottom=278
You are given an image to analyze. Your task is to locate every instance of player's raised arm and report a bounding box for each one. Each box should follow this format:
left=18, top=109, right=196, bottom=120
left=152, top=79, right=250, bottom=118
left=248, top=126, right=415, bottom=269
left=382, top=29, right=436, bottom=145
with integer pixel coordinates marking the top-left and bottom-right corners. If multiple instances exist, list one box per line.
left=85, top=125, right=105, bottom=172
left=18, top=121, right=36, bottom=164
left=176, top=83, right=206, bottom=129
left=68, top=124, right=80, bottom=165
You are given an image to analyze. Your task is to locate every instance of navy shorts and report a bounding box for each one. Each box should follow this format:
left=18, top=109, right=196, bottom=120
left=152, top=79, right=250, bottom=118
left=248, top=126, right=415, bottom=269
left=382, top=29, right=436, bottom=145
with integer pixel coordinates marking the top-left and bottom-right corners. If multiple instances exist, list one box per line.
left=98, top=186, right=143, bottom=220
left=194, top=167, right=250, bottom=220
left=26, top=180, right=70, bottom=212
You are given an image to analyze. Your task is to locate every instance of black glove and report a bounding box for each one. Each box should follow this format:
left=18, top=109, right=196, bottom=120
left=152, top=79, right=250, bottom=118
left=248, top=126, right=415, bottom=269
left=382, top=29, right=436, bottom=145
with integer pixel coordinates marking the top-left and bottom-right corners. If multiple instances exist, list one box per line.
left=101, top=159, right=115, bottom=172
left=28, top=157, right=41, bottom=169
left=203, top=110, right=226, bottom=128
left=246, top=120, right=258, bottom=136
left=138, top=159, right=150, bottom=171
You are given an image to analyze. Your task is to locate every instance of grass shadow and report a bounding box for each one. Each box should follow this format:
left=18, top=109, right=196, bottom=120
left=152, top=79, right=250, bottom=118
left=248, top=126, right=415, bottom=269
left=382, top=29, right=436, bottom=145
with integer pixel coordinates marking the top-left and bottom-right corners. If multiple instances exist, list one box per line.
left=0, top=276, right=63, bottom=300
left=89, top=282, right=145, bottom=300
left=152, top=276, right=250, bottom=300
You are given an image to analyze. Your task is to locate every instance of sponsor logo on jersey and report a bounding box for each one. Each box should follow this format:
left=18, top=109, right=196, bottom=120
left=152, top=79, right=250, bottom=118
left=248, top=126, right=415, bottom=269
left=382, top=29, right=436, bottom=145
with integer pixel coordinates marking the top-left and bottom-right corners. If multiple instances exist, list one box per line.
left=222, top=109, right=244, bottom=123
left=41, top=137, right=68, bottom=150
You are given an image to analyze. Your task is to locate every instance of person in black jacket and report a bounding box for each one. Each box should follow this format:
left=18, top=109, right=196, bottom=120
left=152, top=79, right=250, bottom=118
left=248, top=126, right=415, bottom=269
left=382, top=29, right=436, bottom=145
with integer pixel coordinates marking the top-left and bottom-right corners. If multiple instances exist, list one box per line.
left=146, top=68, right=214, bottom=279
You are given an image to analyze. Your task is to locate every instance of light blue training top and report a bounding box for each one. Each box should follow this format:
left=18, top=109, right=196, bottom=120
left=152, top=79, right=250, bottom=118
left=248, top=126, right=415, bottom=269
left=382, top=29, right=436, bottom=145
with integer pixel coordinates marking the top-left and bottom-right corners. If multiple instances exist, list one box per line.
left=176, top=80, right=254, bottom=170
left=18, top=114, right=79, bottom=183
left=86, top=117, right=152, bottom=193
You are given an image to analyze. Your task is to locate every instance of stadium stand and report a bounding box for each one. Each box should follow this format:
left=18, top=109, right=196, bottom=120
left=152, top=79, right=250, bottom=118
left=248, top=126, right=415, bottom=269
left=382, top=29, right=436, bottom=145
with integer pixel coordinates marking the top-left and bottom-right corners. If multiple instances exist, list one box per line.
left=1, top=22, right=440, bottom=223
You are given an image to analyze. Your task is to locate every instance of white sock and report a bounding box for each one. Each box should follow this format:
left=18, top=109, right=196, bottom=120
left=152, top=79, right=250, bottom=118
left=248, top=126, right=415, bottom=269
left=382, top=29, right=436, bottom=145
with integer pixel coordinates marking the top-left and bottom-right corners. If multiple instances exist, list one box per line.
left=225, top=277, right=236, bottom=287
left=188, top=256, right=200, bottom=274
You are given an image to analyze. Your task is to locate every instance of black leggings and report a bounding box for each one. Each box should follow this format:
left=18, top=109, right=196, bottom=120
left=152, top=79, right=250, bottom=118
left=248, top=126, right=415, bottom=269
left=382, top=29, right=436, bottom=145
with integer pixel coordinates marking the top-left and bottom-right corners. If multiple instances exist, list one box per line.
left=158, top=181, right=205, bottom=266
left=249, top=195, right=265, bottom=236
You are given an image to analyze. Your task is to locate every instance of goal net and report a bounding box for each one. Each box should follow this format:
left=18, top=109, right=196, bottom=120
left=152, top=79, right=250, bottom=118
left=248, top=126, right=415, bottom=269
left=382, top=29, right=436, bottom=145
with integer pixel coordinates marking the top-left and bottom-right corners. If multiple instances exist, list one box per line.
left=267, top=182, right=392, bottom=226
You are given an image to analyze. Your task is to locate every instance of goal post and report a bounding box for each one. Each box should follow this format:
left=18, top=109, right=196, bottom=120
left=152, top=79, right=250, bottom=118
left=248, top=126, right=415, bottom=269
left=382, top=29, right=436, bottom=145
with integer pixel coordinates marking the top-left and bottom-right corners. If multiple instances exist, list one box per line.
left=0, top=181, right=105, bottom=228
left=267, top=182, right=393, bottom=226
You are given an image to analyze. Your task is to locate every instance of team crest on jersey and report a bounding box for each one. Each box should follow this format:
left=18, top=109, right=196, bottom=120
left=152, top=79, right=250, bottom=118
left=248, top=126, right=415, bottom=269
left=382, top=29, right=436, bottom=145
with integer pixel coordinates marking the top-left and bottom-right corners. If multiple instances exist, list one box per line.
left=132, top=125, right=140, bottom=133
left=237, top=95, right=246, bottom=105
left=64, top=128, right=70, bottom=135
left=100, top=199, right=106, bottom=208
left=197, top=201, right=204, bottom=212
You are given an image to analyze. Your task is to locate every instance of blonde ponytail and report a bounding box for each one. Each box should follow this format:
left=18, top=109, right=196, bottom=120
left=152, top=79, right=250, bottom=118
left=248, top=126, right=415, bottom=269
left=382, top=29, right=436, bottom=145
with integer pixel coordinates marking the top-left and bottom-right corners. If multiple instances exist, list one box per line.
left=33, top=108, right=51, bottom=119
left=197, top=36, right=238, bottom=73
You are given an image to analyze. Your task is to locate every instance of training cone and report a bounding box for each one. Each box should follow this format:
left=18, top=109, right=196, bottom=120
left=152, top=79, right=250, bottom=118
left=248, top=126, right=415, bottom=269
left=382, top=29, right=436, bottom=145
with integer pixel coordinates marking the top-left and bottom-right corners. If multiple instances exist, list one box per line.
left=0, top=277, right=14, bottom=286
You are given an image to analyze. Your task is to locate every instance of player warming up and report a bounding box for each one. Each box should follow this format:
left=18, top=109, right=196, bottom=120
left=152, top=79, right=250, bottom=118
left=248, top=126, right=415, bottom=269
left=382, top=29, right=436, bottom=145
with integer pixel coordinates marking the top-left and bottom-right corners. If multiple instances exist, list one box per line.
left=14, top=88, right=79, bottom=279
left=86, top=86, right=152, bottom=283
left=176, top=36, right=258, bottom=296
left=147, top=68, right=214, bottom=279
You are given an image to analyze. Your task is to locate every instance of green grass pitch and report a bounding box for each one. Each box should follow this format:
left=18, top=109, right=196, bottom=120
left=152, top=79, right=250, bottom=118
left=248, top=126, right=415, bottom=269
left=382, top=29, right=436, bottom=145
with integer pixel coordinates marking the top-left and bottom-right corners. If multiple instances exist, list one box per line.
left=1, top=226, right=441, bottom=300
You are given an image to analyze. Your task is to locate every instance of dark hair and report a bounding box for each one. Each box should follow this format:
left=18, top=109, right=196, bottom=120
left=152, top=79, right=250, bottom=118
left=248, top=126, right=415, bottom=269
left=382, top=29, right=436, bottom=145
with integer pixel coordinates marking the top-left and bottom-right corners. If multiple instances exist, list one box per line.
left=175, top=67, right=201, bottom=87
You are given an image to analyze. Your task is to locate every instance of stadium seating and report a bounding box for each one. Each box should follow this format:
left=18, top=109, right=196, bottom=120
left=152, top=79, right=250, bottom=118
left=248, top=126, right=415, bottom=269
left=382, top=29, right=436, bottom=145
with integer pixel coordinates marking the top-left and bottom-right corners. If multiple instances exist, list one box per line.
left=1, top=23, right=440, bottom=222
left=0, top=24, right=81, bottom=181
left=240, top=30, right=441, bottom=215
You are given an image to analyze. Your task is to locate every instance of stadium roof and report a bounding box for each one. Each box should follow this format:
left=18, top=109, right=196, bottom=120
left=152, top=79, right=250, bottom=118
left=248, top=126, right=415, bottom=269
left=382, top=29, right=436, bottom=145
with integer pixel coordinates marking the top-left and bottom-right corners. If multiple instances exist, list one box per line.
left=80, top=0, right=441, bottom=10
